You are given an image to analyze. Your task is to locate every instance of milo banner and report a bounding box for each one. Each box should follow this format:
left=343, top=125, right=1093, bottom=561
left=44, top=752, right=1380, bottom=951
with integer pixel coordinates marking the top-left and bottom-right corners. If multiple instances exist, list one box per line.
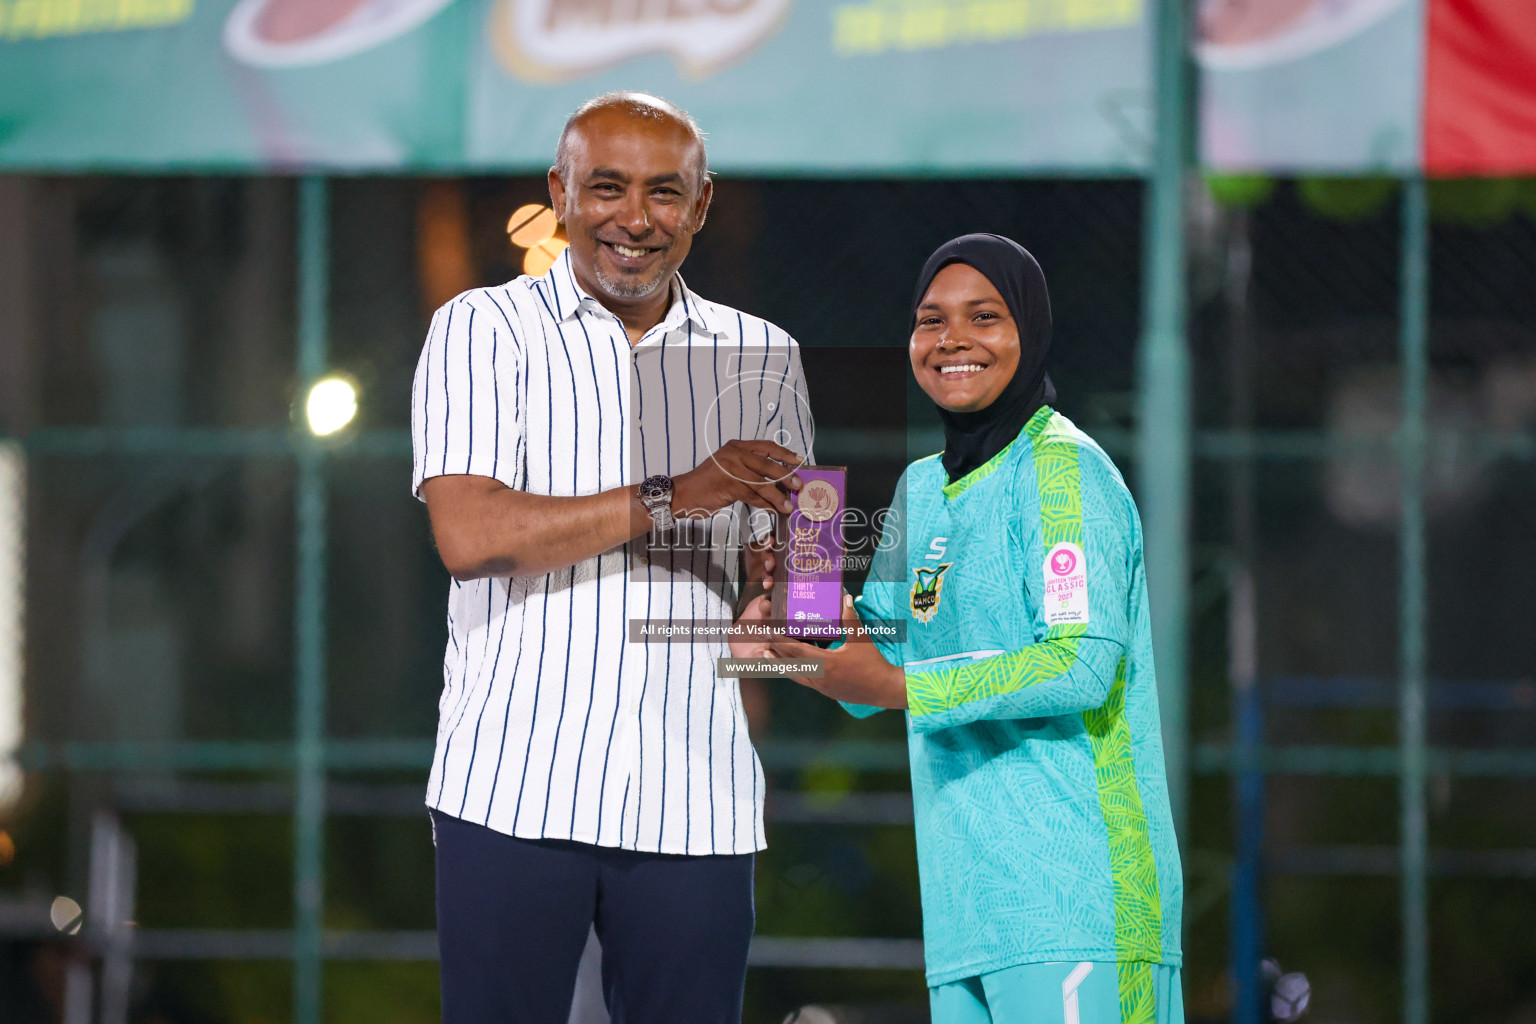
left=0, top=0, right=1152, bottom=172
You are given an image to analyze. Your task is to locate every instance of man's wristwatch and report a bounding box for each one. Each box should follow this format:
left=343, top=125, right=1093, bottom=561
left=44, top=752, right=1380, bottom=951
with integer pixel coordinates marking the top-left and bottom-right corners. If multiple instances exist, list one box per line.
left=637, top=474, right=676, bottom=531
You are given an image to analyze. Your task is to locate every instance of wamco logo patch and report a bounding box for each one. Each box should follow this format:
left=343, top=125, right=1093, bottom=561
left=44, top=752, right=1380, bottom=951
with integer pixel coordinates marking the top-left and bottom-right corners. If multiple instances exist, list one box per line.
left=909, top=563, right=951, bottom=624
left=492, top=0, right=793, bottom=81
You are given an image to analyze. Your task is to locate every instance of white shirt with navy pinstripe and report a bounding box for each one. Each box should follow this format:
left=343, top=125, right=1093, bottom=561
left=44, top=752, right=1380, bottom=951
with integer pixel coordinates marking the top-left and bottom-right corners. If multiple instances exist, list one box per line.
left=411, top=248, right=812, bottom=856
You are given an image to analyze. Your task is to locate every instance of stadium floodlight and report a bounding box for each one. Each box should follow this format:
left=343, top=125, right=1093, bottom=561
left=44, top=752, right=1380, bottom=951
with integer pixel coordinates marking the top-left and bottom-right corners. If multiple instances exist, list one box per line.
left=50, top=895, right=83, bottom=935
left=305, top=376, right=359, bottom=437
left=507, top=203, right=558, bottom=248
left=523, top=237, right=569, bottom=277
left=506, top=202, right=569, bottom=276
left=1262, top=957, right=1312, bottom=1022
left=0, top=442, right=22, bottom=815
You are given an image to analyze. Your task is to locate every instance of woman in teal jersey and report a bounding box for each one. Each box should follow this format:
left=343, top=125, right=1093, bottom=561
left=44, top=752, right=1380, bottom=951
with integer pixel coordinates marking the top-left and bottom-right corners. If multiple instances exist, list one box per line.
left=738, top=234, right=1184, bottom=1024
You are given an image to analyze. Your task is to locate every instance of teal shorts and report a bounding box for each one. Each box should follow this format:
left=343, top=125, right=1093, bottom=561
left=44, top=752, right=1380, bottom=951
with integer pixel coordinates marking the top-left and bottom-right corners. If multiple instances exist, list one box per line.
left=930, top=961, right=1183, bottom=1024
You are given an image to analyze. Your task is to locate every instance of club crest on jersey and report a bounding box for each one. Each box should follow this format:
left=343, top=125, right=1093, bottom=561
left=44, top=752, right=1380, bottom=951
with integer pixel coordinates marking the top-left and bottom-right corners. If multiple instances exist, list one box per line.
left=910, top=563, right=952, bottom=623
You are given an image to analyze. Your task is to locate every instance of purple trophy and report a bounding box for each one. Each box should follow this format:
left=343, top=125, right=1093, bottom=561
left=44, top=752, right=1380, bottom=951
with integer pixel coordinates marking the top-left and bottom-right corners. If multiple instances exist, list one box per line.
left=770, top=466, right=847, bottom=640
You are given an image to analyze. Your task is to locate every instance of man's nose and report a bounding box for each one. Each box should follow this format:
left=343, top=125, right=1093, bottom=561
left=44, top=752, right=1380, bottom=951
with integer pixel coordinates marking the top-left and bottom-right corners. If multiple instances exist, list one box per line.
left=615, top=195, right=652, bottom=236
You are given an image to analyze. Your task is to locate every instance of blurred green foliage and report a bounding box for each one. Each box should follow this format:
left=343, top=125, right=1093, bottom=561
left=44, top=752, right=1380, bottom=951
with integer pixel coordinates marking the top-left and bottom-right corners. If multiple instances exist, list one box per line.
left=1206, top=175, right=1276, bottom=209
left=1297, top=178, right=1401, bottom=223
left=1212, top=174, right=1536, bottom=231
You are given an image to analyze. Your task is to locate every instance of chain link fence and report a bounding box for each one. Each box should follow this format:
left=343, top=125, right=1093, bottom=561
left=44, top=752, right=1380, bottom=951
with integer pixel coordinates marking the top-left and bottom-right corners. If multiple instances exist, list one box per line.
left=0, top=173, right=1532, bottom=1023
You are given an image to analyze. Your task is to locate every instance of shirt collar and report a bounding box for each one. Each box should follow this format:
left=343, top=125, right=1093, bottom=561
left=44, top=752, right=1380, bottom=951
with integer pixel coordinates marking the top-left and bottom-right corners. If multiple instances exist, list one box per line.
left=544, top=247, right=723, bottom=336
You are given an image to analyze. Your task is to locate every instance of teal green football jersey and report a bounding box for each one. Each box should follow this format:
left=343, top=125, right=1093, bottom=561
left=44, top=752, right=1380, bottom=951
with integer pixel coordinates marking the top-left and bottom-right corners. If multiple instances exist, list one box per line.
left=850, top=407, right=1183, bottom=993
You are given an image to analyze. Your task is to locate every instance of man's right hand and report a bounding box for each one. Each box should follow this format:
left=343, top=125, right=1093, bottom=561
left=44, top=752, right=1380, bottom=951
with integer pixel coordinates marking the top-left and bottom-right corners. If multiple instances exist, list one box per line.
left=672, top=440, right=805, bottom=518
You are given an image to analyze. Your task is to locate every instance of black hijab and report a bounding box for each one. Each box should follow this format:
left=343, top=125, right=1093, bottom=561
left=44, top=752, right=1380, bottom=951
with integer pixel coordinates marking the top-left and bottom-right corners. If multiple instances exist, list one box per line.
left=911, top=233, right=1056, bottom=484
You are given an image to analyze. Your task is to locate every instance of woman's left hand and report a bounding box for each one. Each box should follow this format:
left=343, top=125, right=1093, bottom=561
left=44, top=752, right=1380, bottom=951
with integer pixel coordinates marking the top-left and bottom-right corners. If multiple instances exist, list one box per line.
left=763, top=593, right=907, bottom=709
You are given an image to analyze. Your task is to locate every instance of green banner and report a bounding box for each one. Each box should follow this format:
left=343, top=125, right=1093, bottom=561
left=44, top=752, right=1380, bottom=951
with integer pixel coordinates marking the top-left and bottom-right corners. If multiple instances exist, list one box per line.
left=0, top=0, right=1151, bottom=172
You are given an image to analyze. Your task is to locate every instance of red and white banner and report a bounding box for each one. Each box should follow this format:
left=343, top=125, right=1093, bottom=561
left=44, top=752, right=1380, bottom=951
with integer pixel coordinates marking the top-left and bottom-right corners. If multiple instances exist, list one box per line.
left=1424, top=0, right=1536, bottom=174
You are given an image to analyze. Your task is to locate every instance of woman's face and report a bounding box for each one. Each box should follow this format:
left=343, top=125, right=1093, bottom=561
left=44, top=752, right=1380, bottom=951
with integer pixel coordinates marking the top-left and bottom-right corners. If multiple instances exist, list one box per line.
left=910, top=262, right=1022, bottom=414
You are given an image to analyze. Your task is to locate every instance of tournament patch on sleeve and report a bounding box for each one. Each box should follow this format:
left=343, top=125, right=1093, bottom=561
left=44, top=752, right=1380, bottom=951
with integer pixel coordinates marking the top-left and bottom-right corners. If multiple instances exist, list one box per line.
left=1043, top=541, right=1090, bottom=626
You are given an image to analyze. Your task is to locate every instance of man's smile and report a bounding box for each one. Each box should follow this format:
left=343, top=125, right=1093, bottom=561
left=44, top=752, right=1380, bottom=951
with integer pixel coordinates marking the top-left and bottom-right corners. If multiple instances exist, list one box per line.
left=599, top=238, right=667, bottom=268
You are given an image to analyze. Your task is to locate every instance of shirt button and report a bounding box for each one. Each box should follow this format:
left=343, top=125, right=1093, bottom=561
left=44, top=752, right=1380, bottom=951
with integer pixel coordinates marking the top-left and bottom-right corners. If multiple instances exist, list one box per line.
left=630, top=703, right=641, bottom=716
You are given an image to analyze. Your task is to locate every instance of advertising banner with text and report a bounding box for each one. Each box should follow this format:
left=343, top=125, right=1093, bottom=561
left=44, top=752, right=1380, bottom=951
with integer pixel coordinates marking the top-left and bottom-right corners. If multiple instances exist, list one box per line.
left=0, top=0, right=1152, bottom=172
left=8, top=1, right=1531, bottom=174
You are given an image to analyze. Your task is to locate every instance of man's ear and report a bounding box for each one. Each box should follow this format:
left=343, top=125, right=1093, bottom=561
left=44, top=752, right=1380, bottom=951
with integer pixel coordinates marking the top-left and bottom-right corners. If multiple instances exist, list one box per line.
left=692, top=175, right=714, bottom=232
left=548, top=167, right=567, bottom=223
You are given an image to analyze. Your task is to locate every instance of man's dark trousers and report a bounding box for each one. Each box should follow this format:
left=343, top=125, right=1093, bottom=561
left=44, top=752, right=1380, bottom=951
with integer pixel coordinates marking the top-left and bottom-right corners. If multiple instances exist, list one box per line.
left=432, top=809, right=755, bottom=1024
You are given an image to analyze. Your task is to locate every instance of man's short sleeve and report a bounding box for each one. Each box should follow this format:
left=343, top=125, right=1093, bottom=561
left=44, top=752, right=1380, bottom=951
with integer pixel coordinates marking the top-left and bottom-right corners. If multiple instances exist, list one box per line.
left=410, top=295, right=526, bottom=499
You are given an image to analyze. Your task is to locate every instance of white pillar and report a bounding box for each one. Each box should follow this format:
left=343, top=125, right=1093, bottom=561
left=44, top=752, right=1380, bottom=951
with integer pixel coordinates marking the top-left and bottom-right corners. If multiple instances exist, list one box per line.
left=0, top=442, right=24, bottom=814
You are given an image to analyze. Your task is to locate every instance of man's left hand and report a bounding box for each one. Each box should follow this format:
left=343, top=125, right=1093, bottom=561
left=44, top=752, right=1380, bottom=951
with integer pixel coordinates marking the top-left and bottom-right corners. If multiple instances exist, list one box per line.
left=761, top=594, right=907, bottom=709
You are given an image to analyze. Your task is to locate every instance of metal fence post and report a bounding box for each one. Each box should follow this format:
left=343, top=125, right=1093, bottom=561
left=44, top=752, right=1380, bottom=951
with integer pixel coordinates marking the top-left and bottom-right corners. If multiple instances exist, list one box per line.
left=1226, top=210, right=1264, bottom=1024
left=1398, top=176, right=1430, bottom=1024
left=1137, top=0, right=1193, bottom=837
left=90, top=809, right=137, bottom=1024
left=293, top=175, right=330, bottom=1024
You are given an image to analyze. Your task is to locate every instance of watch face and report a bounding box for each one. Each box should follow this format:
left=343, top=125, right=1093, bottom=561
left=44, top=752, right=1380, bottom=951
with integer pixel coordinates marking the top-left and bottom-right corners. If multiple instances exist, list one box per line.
left=639, top=475, right=671, bottom=499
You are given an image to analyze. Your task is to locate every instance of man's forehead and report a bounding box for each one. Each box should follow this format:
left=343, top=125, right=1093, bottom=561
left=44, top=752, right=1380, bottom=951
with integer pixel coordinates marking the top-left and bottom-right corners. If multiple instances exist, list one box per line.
left=565, top=110, right=701, bottom=170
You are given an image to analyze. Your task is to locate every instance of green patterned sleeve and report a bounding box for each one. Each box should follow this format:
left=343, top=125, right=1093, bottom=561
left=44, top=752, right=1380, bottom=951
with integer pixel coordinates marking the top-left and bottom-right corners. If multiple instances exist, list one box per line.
left=905, top=635, right=1126, bottom=733
left=906, top=435, right=1134, bottom=733
left=838, top=595, right=897, bottom=720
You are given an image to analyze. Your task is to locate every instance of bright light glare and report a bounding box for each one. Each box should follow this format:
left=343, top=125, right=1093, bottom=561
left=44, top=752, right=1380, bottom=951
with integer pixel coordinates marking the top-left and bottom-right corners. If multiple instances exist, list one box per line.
left=305, top=378, right=358, bottom=436
left=0, top=442, right=22, bottom=815
left=524, top=238, right=569, bottom=277
left=507, top=204, right=558, bottom=249
left=51, top=895, right=83, bottom=935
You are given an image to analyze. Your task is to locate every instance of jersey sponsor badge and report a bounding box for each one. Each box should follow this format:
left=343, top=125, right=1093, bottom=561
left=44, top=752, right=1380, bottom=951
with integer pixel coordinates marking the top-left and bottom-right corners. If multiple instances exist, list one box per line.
left=1043, top=541, right=1090, bottom=626
left=910, top=563, right=952, bottom=624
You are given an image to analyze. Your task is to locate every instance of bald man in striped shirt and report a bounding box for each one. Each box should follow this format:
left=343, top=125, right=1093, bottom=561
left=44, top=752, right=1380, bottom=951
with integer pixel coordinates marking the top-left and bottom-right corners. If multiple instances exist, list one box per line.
left=411, top=93, right=812, bottom=1024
